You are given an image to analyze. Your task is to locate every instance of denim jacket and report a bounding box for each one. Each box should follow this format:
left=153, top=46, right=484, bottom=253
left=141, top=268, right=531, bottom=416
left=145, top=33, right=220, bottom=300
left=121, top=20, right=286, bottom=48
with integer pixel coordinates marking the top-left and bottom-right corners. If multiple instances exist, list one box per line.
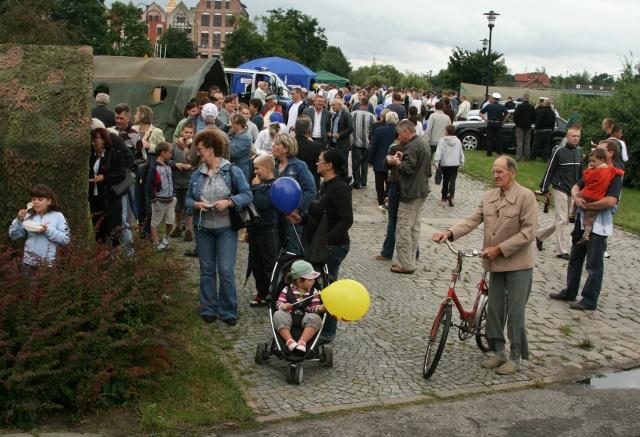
left=274, top=157, right=317, bottom=213
left=185, top=160, right=253, bottom=222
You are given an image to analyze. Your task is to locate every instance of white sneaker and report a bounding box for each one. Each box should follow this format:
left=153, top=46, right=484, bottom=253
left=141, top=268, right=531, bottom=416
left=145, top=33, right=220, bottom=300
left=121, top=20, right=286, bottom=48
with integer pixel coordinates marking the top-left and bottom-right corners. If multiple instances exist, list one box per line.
left=378, top=205, right=387, bottom=214
left=286, top=339, right=298, bottom=351
left=162, top=237, right=169, bottom=246
left=604, top=251, right=610, bottom=258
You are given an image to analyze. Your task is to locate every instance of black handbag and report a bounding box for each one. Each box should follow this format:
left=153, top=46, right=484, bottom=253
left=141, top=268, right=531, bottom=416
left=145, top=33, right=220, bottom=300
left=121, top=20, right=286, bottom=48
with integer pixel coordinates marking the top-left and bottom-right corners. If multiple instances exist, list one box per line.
left=229, top=202, right=259, bottom=230
left=110, top=170, right=136, bottom=197
left=229, top=165, right=259, bottom=230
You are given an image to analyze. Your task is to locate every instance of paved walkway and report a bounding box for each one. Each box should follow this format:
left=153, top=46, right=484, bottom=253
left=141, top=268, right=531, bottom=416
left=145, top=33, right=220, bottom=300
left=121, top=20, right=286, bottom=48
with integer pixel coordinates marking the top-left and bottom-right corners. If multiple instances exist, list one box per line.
left=200, top=171, right=640, bottom=420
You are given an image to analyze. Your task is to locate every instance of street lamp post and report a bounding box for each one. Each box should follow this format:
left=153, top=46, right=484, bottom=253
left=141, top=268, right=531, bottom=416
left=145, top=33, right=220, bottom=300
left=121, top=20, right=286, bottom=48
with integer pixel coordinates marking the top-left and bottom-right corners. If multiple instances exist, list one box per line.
left=482, top=10, right=499, bottom=98
left=480, top=38, right=488, bottom=100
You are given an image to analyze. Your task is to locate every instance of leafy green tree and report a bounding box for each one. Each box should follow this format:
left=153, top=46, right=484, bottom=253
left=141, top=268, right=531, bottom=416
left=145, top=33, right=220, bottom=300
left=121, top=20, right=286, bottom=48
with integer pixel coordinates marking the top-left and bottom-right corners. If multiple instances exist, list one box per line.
left=317, top=46, right=351, bottom=78
left=400, top=72, right=429, bottom=89
left=222, top=17, right=266, bottom=67
left=350, top=64, right=403, bottom=87
left=442, top=46, right=507, bottom=90
left=107, top=1, right=150, bottom=57
left=261, top=8, right=327, bottom=70
left=591, top=73, right=615, bottom=86
left=159, top=27, right=196, bottom=58
left=54, top=0, right=109, bottom=54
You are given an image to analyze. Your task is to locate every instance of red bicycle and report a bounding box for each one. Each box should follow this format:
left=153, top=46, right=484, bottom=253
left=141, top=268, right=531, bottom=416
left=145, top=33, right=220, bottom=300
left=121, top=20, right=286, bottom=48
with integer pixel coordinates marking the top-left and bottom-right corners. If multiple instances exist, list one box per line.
left=423, top=240, right=490, bottom=379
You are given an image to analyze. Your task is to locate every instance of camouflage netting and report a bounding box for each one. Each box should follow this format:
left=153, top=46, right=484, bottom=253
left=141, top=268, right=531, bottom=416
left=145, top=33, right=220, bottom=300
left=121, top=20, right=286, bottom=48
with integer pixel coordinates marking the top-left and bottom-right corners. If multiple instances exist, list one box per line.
left=0, top=45, right=92, bottom=246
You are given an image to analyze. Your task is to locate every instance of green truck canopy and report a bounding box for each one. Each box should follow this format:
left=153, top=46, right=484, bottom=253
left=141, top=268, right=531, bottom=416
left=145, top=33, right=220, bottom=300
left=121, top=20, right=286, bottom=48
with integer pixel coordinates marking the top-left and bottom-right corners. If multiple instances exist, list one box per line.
left=93, top=56, right=227, bottom=138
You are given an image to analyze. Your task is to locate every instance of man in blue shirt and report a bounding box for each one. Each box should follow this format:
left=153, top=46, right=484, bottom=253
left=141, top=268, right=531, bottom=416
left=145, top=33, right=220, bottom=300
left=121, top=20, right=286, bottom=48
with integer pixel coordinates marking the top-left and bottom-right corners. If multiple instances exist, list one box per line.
left=480, top=92, right=508, bottom=156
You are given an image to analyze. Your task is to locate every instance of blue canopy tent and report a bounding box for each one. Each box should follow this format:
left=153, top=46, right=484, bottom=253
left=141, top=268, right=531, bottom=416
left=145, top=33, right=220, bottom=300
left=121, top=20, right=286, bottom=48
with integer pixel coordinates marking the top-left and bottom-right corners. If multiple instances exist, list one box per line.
left=237, top=56, right=316, bottom=89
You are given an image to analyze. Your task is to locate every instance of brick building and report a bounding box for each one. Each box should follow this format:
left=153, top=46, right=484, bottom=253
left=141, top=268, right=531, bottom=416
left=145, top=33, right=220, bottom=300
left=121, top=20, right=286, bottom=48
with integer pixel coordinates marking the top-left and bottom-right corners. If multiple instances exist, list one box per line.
left=141, top=2, right=168, bottom=46
left=193, top=0, right=249, bottom=59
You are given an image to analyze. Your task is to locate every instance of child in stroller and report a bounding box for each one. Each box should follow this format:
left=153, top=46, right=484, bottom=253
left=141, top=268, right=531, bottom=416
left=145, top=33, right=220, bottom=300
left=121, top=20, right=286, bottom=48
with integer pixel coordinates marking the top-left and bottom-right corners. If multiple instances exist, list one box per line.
left=255, top=253, right=333, bottom=384
left=274, top=260, right=325, bottom=353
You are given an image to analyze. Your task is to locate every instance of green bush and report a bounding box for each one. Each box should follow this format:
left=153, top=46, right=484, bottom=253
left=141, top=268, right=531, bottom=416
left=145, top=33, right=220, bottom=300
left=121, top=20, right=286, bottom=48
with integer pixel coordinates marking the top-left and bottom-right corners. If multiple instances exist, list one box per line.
left=0, top=244, right=185, bottom=426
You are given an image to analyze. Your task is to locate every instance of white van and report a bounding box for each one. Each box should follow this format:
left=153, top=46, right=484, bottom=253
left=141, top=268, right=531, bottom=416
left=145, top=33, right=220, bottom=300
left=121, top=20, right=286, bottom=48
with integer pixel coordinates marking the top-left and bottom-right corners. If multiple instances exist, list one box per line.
left=225, top=68, right=292, bottom=106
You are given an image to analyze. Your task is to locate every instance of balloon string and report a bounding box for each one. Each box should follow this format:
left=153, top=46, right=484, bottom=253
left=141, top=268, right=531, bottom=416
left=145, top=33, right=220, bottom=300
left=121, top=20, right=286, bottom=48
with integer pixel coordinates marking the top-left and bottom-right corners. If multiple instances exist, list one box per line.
left=291, top=223, right=303, bottom=254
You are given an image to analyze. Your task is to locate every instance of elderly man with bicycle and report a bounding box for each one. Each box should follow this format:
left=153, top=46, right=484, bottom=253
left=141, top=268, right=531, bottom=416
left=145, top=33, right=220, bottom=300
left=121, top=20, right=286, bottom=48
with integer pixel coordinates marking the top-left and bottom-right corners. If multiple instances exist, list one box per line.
left=433, top=156, right=538, bottom=375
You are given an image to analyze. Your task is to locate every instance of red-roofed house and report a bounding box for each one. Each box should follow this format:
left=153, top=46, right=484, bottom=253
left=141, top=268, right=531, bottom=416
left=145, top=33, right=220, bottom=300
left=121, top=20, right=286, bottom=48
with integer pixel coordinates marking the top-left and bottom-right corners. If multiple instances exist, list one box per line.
left=514, top=73, right=551, bottom=89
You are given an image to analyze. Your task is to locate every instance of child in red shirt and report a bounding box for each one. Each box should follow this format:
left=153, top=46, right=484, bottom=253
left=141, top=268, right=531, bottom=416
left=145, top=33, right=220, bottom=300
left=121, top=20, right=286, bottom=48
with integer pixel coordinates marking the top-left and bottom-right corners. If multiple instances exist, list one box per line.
left=575, top=148, right=624, bottom=244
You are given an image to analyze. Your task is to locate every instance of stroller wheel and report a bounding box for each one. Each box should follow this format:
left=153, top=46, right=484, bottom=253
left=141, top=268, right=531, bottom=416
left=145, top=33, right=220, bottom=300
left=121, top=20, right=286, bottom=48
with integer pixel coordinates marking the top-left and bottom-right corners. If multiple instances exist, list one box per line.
left=255, top=343, right=268, bottom=365
left=286, top=364, right=303, bottom=385
left=320, top=346, right=333, bottom=368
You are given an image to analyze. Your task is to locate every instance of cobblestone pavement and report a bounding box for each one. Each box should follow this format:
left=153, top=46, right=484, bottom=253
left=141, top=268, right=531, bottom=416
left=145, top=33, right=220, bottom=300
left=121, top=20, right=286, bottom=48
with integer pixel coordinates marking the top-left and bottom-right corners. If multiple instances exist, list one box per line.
left=196, top=170, right=640, bottom=420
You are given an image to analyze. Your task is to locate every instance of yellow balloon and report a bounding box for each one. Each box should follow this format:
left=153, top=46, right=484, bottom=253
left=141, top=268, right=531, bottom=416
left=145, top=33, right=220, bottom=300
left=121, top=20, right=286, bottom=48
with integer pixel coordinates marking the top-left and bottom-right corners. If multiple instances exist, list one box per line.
left=320, top=279, right=370, bottom=322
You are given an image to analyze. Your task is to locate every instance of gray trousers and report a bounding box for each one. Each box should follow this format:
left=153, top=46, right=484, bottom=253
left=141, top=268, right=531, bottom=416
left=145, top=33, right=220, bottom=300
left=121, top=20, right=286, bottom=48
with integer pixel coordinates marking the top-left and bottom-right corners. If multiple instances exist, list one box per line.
left=273, top=309, right=323, bottom=332
left=487, top=268, right=533, bottom=361
left=395, top=197, right=426, bottom=271
left=515, top=127, right=531, bottom=160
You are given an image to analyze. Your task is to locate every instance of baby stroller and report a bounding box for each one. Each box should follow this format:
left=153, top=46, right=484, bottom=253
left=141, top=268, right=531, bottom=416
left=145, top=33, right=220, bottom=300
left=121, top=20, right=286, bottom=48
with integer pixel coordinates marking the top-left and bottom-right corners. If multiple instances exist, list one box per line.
left=254, top=249, right=334, bottom=385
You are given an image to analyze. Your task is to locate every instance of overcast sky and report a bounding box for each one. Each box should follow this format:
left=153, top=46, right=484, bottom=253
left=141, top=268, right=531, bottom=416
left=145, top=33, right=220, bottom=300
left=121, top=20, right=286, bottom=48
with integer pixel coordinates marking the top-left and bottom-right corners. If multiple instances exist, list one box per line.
left=129, top=0, right=638, bottom=77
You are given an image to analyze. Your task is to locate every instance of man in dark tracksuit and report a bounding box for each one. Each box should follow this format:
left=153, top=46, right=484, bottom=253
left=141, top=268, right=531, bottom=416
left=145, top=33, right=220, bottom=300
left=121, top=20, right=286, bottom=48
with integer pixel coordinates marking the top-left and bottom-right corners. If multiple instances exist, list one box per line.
left=536, top=126, right=583, bottom=259
left=533, top=99, right=556, bottom=161
left=480, top=93, right=508, bottom=156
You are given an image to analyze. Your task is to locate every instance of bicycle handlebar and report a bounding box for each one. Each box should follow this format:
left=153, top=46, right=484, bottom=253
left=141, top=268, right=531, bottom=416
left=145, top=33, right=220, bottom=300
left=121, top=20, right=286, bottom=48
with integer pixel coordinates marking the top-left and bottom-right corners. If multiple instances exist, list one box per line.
left=444, top=239, right=482, bottom=258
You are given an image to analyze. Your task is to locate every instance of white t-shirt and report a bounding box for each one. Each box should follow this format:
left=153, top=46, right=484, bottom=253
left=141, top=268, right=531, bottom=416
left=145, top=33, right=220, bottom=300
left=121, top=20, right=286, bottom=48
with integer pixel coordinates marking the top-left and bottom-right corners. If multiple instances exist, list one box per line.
left=287, top=101, right=303, bottom=130
left=312, top=109, right=323, bottom=138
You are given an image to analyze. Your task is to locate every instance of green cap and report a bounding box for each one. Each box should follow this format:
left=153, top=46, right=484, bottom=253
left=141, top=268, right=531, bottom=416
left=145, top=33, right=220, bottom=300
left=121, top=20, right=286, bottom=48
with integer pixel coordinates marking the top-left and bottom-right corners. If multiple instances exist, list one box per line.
left=290, top=260, right=320, bottom=280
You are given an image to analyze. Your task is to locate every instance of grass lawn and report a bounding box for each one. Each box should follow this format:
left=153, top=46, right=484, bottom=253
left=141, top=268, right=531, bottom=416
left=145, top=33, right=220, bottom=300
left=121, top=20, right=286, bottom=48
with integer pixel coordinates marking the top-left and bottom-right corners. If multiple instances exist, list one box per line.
left=133, top=279, right=255, bottom=435
left=460, top=150, right=640, bottom=235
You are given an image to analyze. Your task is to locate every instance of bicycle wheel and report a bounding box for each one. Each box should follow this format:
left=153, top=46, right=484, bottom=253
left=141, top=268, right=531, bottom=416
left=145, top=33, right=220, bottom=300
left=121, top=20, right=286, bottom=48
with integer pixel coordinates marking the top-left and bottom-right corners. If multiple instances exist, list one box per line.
left=422, top=302, right=452, bottom=379
left=474, top=297, right=490, bottom=352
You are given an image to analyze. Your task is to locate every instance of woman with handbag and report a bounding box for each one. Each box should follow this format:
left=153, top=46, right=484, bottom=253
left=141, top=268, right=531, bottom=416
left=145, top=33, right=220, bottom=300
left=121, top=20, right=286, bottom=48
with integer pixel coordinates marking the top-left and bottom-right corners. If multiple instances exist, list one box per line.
left=185, top=129, right=252, bottom=325
left=89, top=128, right=126, bottom=248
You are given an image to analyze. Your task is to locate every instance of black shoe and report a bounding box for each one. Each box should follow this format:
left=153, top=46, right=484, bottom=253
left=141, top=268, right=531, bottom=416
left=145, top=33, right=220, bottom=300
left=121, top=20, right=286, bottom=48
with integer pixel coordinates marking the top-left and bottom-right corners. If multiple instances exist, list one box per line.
left=184, top=249, right=198, bottom=257
left=569, top=300, right=596, bottom=311
left=556, top=253, right=570, bottom=260
left=222, top=317, right=237, bottom=326
left=201, top=315, right=217, bottom=323
left=352, top=183, right=361, bottom=189
left=536, top=237, right=543, bottom=251
left=549, top=291, right=575, bottom=301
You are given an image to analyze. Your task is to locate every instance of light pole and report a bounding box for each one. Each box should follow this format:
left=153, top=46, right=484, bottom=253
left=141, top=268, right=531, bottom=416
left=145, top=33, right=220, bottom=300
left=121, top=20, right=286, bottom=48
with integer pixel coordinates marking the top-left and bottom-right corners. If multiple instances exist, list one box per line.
left=480, top=38, right=488, bottom=100
left=428, top=69, right=432, bottom=91
left=483, top=10, right=499, bottom=98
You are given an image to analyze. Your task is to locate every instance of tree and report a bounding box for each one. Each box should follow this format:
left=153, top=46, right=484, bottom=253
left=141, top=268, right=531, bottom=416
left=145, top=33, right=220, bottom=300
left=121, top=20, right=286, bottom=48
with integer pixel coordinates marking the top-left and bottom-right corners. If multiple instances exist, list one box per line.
left=159, top=27, right=196, bottom=59
left=222, top=17, right=266, bottom=67
left=107, top=1, right=149, bottom=57
left=317, top=46, right=351, bottom=78
left=400, top=73, right=429, bottom=89
left=350, top=64, right=403, bottom=87
left=591, top=73, right=615, bottom=86
left=261, top=8, right=327, bottom=70
left=442, top=46, right=508, bottom=90
left=54, top=0, right=109, bottom=54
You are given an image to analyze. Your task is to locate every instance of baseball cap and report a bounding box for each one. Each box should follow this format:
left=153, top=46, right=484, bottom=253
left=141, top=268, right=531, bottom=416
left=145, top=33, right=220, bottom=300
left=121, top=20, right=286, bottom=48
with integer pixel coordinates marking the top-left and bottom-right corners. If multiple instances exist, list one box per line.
left=491, top=92, right=502, bottom=99
left=289, top=260, right=320, bottom=280
left=269, top=112, right=284, bottom=124
left=201, top=103, right=218, bottom=119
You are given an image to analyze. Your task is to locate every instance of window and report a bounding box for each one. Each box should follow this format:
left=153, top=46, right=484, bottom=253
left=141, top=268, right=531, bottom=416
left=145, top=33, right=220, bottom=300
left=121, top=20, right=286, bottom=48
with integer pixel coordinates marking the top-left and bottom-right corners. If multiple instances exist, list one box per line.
left=157, top=26, right=163, bottom=35
left=225, top=0, right=231, bottom=9
left=201, top=13, right=209, bottom=26
left=212, top=32, right=221, bottom=48
left=206, top=0, right=211, bottom=8
left=214, top=0, right=222, bottom=9
left=225, top=14, right=233, bottom=27
left=200, top=32, right=209, bottom=48
left=213, top=13, right=222, bottom=27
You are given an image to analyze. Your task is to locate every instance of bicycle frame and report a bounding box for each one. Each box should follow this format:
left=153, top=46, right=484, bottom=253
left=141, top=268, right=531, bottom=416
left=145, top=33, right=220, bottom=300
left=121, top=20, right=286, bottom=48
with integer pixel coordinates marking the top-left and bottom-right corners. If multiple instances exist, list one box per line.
left=432, top=241, right=487, bottom=334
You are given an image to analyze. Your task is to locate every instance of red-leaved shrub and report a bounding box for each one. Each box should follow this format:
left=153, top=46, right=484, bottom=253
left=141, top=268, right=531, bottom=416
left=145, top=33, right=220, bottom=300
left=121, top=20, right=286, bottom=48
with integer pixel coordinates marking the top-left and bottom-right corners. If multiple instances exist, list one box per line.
left=0, top=242, right=184, bottom=426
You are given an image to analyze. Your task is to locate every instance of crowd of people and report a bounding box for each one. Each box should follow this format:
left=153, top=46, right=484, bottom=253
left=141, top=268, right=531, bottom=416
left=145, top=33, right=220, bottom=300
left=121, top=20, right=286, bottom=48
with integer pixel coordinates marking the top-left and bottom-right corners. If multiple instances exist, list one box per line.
left=8, top=80, right=629, bottom=375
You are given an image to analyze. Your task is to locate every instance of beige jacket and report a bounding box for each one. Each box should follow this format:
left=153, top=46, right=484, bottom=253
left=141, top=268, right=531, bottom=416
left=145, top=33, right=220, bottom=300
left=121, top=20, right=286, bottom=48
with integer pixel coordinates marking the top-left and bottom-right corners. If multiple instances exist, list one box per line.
left=134, top=124, right=165, bottom=154
left=448, top=181, right=538, bottom=272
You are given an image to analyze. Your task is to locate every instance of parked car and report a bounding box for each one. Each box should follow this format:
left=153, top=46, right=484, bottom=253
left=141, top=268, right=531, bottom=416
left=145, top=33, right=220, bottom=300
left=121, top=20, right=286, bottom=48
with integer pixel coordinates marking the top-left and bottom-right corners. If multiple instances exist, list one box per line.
left=453, top=112, right=567, bottom=154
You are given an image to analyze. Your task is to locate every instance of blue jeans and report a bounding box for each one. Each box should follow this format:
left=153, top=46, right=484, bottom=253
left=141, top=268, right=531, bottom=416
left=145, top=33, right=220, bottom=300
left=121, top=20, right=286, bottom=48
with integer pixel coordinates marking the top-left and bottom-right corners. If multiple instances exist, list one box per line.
left=195, top=226, right=239, bottom=320
left=563, top=229, right=607, bottom=309
left=321, top=244, right=350, bottom=339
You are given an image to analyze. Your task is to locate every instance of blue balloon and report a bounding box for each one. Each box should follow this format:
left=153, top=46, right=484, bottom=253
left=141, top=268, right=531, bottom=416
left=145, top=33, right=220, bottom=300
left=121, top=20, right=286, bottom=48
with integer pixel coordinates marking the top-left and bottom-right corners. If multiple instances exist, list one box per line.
left=270, top=177, right=302, bottom=214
